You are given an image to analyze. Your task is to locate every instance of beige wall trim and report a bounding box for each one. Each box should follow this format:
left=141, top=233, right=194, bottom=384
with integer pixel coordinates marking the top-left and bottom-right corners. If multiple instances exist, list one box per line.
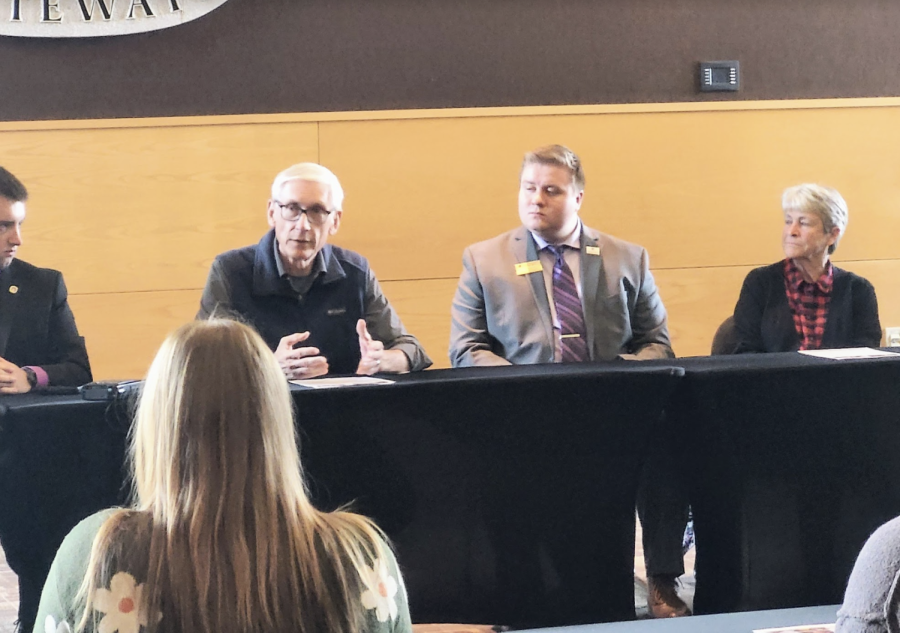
left=5, top=97, right=900, bottom=132
left=653, top=257, right=900, bottom=273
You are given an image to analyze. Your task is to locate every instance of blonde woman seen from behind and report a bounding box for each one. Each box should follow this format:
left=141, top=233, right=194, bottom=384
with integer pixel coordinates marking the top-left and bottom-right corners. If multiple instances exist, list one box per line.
left=34, top=319, right=412, bottom=633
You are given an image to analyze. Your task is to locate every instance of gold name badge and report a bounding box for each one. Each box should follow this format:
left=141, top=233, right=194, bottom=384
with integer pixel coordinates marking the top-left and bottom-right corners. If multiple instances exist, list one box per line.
left=515, top=260, right=543, bottom=276
left=586, top=246, right=601, bottom=256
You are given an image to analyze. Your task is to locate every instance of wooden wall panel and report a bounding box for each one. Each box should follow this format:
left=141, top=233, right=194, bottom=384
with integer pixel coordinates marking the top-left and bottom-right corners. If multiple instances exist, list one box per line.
left=72, top=280, right=453, bottom=380
left=2, top=102, right=898, bottom=378
left=838, top=260, right=900, bottom=337
left=69, top=279, right=456, bottom=379
left=657, top=258, right=900, bottom=358
left=68, top=290, right=202, bottom=380
left=1, top=122, right=318, bottom=294
left=653, top=266, right=751, bottom=358
left=322, top=105, right=900, bottom=280
left=346, top=259, right=900, bottom=370
left=71, top=259, right=900, bottom=379
left=379, top=279, right=459, bottom=371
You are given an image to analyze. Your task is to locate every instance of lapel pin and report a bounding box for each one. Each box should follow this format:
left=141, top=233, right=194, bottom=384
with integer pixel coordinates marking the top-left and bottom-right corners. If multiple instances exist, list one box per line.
left=8, top=285, right=18, bottom=294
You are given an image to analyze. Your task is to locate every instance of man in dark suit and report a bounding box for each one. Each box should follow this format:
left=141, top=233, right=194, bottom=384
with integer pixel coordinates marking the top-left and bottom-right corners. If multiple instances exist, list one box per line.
left=450, top=145, right=690, bottom=618
left=0, top=166, right=92, bottom=632
left=0, top=167, right=91, bottom=393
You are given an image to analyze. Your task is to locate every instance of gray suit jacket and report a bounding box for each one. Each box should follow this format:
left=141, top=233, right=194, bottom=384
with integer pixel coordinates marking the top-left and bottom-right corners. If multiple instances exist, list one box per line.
left=449, top=225, right=674, bottom=366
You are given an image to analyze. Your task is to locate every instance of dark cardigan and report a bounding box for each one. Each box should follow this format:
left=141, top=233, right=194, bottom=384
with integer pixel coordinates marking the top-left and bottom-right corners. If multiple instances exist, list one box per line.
left=732, top=260, right=882, bottom=353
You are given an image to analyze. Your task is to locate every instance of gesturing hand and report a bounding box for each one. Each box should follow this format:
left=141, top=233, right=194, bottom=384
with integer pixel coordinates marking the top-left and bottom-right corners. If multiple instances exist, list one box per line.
left=274, top=332, right=329, bottom=379
left=355, top=319, right=385, bottom=375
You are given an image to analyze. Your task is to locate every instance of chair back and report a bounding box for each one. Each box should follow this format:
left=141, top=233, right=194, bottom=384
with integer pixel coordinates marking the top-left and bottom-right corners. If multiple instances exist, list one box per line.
left=711, top=316, right=738, bottom=355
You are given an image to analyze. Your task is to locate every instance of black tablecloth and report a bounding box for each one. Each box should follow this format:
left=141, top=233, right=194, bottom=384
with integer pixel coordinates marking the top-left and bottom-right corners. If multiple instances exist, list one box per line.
left=663, top=351, right=900, bottom=614
left=5, top=351, right=900, bottom=627
left=0, top=362, right=683, bottom=630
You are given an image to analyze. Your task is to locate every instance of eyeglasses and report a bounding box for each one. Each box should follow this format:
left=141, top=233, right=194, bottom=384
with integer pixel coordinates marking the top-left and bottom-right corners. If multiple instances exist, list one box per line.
left=273, top=201, right=335, bottom=225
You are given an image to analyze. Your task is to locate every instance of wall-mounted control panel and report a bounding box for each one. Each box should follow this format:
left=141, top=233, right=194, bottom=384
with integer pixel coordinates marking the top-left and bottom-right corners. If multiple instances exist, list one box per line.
left=700, top=61, right=740, bottom=92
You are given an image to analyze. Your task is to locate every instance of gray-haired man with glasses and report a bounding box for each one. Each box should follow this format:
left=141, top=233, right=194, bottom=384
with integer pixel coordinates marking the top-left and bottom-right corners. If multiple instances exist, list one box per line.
left=198, top=162, right=432, bottom=377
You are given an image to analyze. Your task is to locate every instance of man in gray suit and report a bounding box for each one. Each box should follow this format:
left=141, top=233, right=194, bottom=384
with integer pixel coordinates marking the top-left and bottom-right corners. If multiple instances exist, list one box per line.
left=450, top=144, right=673, bottom=366
left=449, top=145, right=688, bottom=618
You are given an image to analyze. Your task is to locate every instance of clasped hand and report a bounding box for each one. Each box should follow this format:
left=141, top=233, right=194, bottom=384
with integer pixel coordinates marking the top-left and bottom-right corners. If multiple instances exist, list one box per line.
left=0, top=357, right=31, bottom=394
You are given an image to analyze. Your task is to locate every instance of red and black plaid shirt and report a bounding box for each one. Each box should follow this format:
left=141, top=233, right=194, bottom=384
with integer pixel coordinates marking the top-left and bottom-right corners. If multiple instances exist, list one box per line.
left=783, top=258, right=833, bottom=350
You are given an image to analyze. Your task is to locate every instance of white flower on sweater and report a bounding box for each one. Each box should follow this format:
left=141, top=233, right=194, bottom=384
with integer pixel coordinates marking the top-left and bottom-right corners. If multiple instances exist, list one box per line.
left=92, top=572, right=150, bottom=633
left=44, top=615, right=71, bottom=633
left=360, top=557, right=399, bottom=622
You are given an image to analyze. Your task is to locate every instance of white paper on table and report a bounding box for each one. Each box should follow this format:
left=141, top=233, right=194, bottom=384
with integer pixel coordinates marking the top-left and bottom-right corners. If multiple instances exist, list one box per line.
left=799, top=347, right=900, bottom=360
left=753, top=624, right=834, bottom=633
left=290, top=376, right=396, bottom=389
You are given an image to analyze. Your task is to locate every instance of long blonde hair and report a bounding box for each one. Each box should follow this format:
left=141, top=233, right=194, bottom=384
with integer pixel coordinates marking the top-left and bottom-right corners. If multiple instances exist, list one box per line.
left=80, top=319, right=387, bottom=633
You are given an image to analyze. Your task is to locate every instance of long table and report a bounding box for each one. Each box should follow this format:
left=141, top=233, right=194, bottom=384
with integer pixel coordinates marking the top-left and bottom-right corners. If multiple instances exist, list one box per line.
left=524, top=604, right=840, bottom=633
left=667, top=351, right=900, bottom=614
left=4, top=352, right=900, bottom=630
left=0, top=362, right=683, bottom=631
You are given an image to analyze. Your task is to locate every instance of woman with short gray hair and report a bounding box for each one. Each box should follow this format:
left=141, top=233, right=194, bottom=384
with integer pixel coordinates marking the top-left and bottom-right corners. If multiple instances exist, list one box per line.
left=782, top=184, right=849, bottom=255
left=731, top=183, right=881, bottom=353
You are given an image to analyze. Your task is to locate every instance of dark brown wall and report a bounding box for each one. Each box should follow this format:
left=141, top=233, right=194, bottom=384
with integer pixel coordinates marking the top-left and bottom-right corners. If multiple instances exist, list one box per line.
left=2, top=0, right=900, bottom=121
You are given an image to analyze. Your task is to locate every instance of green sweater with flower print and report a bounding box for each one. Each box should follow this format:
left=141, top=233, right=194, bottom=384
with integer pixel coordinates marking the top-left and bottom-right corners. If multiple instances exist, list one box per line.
left=34, top=509, right=413, bottom=633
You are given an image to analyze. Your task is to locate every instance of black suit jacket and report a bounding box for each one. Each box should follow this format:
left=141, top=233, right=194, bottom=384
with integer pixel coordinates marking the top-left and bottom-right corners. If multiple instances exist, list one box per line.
left=732, top=260, right=882, bottom=353
left=0, top=259, right=91, bottom=387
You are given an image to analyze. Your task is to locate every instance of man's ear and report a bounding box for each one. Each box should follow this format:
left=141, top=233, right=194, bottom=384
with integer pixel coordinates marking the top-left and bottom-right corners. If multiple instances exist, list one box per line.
left=329, top=209, right=343, bottom=235
left=266, top=200, right=277, bottom=228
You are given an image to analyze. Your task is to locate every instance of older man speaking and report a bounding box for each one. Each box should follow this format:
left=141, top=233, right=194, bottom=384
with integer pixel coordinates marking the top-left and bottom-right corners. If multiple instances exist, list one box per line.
left=198, top=162, right=431, bottom=376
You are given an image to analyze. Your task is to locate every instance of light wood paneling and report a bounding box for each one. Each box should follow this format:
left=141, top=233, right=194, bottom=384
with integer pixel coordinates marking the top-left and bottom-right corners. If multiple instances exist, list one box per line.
left=378, top=270, right=747, bottom=368
left=381, top=269, right=753, bottom=368
left=380, top=258, right=900, bottom=372
left=380, top=278, right=459, bottom=370
left=654, top=266, right=751, bottom=358
left=322, top=106, right=900, bottom=279
left=71, top=256, right=900, bottom=379
left=70, top=281, right=454, bottom=379
left=657, top=258, right=900, bottom=358
left=0, top=122, right=318, bottom=295
left=69, top=279, right=455, bottom=379
left=1, top=102, right=897, bottom=378
left=838, top=259, right=900, bottom=337
left=68, top=290, right=202, bottom=380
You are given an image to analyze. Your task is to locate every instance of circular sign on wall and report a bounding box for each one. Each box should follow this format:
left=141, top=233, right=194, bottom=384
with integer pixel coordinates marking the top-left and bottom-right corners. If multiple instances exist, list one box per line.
left=0, top=0, right=232, bottom=37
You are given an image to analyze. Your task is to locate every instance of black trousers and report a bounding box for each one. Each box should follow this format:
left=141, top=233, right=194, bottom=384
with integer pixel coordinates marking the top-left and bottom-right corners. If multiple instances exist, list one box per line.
left=0, top=452, right=53, bottom=633
left=636, top=413, right=690, bottom=578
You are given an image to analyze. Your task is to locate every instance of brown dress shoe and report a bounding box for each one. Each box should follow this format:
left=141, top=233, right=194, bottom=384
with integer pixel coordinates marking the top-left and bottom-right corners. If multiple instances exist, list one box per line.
left=647, top=574, right=692, bottom=618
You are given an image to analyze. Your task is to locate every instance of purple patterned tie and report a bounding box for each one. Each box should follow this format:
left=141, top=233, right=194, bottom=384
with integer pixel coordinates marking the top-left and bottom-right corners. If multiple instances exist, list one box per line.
left=546, top=245, right=590, bottom=362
